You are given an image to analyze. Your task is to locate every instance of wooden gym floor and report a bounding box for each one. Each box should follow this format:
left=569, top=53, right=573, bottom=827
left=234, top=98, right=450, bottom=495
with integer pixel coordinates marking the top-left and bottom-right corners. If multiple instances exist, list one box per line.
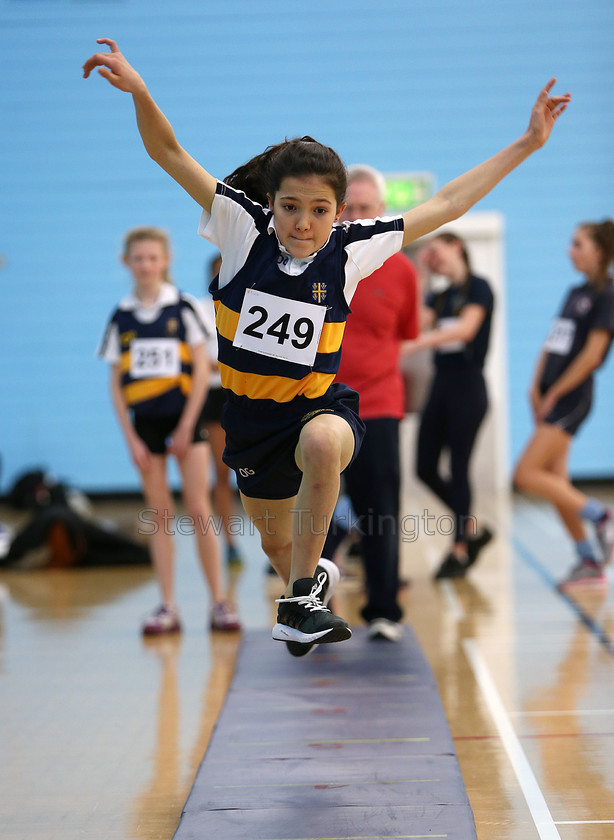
left=1, top=472, right=613, bottom=839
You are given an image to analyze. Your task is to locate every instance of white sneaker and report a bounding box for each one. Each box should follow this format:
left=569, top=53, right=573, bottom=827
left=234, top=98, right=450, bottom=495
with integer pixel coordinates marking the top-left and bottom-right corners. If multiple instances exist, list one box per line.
left=367, top=618, right=403, bottom=642
left=142, top=604, right=182, bottom=636
left=595, top=509, right=614, bottom=565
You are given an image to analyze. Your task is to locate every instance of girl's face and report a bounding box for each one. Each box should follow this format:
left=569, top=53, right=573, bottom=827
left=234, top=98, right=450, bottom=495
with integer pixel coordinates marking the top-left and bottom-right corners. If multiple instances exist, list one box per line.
left=423, top=238, right=465, bottom=278
left=568, top=227, right=602, bottom=279
left=268, top=175, right=345, bottom=259
left=123, top=239, right=170, bottom=290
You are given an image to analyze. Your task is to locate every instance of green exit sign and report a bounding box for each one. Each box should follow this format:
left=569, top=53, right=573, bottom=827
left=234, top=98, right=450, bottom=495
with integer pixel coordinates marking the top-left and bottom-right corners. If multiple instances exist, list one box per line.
left=384, top=172, right=435, bottom=212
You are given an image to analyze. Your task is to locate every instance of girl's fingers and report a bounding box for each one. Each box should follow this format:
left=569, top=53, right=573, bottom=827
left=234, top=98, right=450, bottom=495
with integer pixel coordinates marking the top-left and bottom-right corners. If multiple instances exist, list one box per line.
left=96, top=37, right=119, bottom=52
left=552, top=102, right=568, bottom=120
left=97, top=67, right=121, bottom=86
left=543, top=77, right=557, bottom=95
left=83, top=39, right=121, bottom=77
left=83, top=53, right=113, bottom=77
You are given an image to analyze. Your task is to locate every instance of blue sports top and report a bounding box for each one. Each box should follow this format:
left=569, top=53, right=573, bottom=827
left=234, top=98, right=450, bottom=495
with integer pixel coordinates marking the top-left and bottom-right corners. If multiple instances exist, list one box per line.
left=199, top=180, right=404, bottom=408
left=425, top=274, right=494, bottom=370
left=540, top=282, right=614, bottom=390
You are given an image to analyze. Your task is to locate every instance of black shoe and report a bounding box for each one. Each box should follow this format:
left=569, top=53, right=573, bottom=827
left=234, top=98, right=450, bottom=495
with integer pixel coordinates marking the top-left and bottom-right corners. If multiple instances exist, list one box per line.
left=434, top=552, right=468, bottom=580
left=466, top=526, right=494, bottom=567
left=273, top=559, right=350, bottom=651
left=284, top=558, right=340, bottom=657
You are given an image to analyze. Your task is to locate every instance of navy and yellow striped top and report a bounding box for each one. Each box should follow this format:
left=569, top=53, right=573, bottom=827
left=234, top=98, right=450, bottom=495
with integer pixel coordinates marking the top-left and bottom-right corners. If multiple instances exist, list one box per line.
left=98, top=285, right=211, bottom=418
left=201, top=181, right=404, bottom=410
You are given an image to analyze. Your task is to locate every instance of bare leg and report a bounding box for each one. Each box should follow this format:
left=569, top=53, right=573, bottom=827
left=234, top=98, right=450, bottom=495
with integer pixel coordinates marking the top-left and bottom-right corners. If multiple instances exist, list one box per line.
left=239, top=494, right=294, bottom=585
left=549, top=447, right=587, bottom=542
left=139, top=456, right=176, bottom=605
left=514, top=423, right=588, bottom=519
left=177, top=443, right=224, bottom=603
left=290, top=414, right=355, bottom=595
left=239, top=414, right=354, bottom=597
left=206, top=421, right=239, bottom=551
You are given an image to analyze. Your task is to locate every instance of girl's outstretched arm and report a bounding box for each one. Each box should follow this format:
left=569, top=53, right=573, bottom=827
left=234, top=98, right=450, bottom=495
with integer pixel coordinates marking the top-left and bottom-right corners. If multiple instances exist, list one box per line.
left=401, top=78, right=571, bottom=247
left=83, top=38, right=217, bottom=212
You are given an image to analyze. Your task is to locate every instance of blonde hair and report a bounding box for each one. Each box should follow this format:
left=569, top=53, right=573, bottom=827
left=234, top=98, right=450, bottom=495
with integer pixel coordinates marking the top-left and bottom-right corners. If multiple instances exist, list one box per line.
left=122, top=226, right=173, bottom=284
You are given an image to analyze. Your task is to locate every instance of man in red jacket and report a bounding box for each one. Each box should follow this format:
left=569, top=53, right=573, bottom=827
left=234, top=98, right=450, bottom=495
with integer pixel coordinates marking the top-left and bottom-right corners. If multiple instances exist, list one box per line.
left=323, top=164, right=420, bottom=641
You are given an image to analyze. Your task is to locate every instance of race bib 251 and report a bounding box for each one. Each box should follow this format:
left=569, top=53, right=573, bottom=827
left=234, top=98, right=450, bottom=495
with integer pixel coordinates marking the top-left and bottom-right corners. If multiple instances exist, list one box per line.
left=130, top=338, right=181, bottom=378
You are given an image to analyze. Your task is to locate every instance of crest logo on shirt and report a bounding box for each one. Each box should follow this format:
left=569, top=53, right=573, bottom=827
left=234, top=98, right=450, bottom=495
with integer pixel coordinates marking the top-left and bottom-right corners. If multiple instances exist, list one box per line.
left=575, top=296, right=592, bottom=316
left=166, top=318, right=179, bottom=336
left=311, top=282, right=327, bottom=303
left=120, top=330, right=137, bottom=347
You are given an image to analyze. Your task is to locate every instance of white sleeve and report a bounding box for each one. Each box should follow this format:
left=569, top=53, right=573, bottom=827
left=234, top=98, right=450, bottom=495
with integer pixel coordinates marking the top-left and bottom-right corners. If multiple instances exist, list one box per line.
left=198, top=182, right=263, bottom=289
left=97, top=321, right=121, bottom=364
left=342, top=218, right=404, bottom=304
left=180, top=294, right=212, bottom=346
left=200, top=297, right=219, bottom=364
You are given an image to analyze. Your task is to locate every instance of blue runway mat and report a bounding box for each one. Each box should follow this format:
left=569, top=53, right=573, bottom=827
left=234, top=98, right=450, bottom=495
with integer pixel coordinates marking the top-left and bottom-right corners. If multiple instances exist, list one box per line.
left=174, top=627, right=477, bottom=840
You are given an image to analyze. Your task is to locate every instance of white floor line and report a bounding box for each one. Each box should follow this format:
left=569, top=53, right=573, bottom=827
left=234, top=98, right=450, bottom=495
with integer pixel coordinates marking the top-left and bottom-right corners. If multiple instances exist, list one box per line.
left=438, top=579, right=465, bottom=621
left=555, top=820, right=614, bottom=825
left=463, top=639, right=561, bottom=840
left=512, top=709, right=614, bottom=717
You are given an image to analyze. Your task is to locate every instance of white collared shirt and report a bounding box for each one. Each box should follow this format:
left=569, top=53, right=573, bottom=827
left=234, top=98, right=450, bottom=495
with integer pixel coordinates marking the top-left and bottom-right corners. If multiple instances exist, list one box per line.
left=98, top=284, right=211, bottom=365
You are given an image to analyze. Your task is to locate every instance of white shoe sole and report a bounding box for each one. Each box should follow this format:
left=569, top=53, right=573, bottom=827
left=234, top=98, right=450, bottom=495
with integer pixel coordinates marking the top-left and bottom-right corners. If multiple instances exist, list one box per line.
left=272, top=624, right=335, bottom=643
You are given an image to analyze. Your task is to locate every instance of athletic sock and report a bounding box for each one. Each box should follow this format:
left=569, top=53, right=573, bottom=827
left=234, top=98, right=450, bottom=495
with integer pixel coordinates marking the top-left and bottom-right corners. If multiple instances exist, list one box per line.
left=575, top=539, right=596, bottom=561
left=580, top=498, right=607, bottom=523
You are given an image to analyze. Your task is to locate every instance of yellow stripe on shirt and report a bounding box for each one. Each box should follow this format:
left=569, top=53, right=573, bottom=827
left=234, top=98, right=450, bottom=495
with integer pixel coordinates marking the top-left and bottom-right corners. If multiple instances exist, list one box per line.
left=218, top=363, right=334, bottom=402
left=122, top=373, right=192, bottom=406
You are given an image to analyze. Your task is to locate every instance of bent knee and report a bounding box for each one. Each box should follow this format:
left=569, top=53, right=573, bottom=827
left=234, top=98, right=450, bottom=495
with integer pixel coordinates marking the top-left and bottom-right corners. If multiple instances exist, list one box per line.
left=261, top=536, right=293, bottom=565
left=299, top=425, right=344, bottom=470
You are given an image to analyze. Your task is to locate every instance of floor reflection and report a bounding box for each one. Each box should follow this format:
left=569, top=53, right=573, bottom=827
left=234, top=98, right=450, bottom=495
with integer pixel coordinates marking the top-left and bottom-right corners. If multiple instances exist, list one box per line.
left=130, top=632, right=240, bottom=838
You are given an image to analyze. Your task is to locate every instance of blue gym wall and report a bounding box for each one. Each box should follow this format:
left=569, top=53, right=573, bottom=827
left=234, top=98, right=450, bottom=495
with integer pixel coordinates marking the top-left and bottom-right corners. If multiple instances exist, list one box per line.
left=1, top=0, right=612, bottom=493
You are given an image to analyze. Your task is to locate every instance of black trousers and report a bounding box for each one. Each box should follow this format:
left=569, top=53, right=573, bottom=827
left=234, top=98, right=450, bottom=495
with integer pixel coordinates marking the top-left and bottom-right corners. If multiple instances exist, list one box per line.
left=323, top=417, right=402, bottom=623
left=416, top=367, right=487, bottom=543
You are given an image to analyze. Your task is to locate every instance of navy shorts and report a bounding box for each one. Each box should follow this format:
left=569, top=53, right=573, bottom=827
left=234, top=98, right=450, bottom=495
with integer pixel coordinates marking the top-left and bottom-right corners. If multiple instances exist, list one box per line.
left=199, top=387, right=226, bottom=425
left=221, top=382, right=366, bottom=500
left=542, top=382, right=593, bottom=437
left=133, top=414, right=209, bottom=455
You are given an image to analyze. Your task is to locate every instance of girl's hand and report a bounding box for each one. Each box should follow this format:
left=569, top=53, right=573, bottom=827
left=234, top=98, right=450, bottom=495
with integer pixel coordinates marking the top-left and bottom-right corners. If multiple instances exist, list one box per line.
left=401, top=338, right=421, bottom=356
left=526, top=78, right=571, bottom=149
left=82, top=38, right=144, bottom=93
left=529, top=385, right=541, bottom=421
left=129, top=435, right=153, bottom=472
left=167, top=423, right=193, bottom=460
left=536, top=389, right=558, bottom=422
left=415, top=245, right=437, bottom=276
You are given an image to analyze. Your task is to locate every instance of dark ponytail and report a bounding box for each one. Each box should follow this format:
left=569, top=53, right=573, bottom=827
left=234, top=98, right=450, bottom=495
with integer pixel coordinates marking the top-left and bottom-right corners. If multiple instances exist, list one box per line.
left=579, top=219, right=614, bottom=290
left=224, top=136, right=347, bottom=208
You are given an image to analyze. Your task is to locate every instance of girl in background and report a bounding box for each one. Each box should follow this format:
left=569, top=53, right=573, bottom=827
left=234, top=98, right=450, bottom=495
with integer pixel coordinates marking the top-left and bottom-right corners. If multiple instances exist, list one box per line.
left=514, top=220, right=614, bottom=589
left=98, top=227, right=241, bottom=634
left=406, top=232, right=494, bottom=579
